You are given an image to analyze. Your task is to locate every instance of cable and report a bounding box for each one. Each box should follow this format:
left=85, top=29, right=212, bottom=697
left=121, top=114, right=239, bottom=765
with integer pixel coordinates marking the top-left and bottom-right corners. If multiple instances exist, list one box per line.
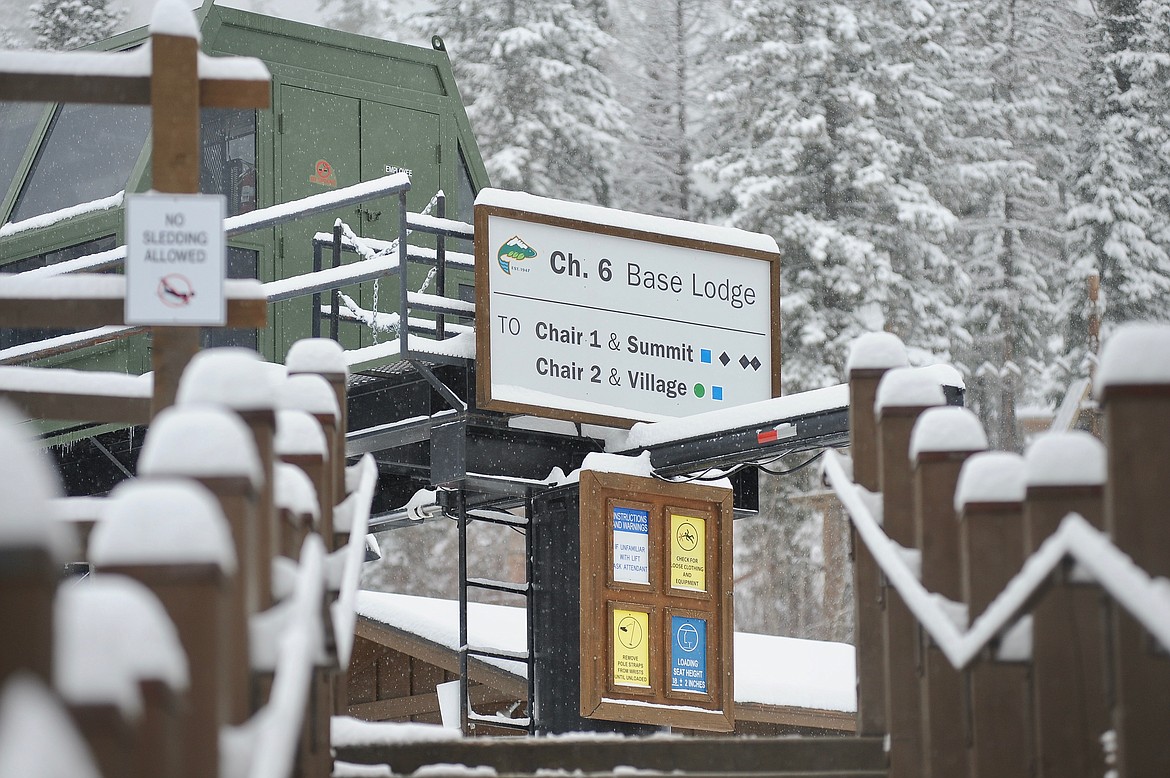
left=757, top=449, right=830, bottom=476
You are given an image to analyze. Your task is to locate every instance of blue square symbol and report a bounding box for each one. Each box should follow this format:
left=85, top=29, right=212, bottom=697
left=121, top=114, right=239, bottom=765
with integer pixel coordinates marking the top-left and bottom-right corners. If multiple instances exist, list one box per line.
left=712, top=386, right=723, bottom=400
left=700, top=349, right=712, bottom=364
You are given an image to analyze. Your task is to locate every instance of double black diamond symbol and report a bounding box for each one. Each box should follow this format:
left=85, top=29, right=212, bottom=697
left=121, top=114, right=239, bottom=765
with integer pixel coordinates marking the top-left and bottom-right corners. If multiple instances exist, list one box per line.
left=738, top=355, right=762, bottom=371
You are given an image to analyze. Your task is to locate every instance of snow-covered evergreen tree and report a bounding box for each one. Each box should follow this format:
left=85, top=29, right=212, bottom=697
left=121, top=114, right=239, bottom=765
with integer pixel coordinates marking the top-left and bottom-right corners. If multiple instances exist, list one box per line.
left=415, top=0, right=628, bottom=205
left=30, top=0, right=122, bottom=51
left=607, top=0, right=712, bottom=219
left=1066, top=0, right=1170, bottom=358
left=943, top=0, right=1080, bottom=449
left=697, top=0, right=960, bottom=391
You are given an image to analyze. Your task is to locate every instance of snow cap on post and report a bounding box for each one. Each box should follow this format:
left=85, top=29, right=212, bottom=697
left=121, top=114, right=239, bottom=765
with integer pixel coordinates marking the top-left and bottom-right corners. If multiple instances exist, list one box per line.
left=275, top=409, right=328, bottom=459
left=89, top=479, right=237, bottom=575
left=875, top=366, right=946, bottom=418
left=274, top=463, right=320, bottom=523
left=276, top=374, right=340, bottom=420
left=0, top=674, right=101, bottom=778
left=138, top=405, right=263, bottom=489
left=54, top=574, right=190, bottom=718
left=909, top=406, right=988, bottom=461
left=150, top=0, right=200, bottom=40
left=286, top=338, right=349, bottom=378
left=1094, top=322, right=1170, bottom=400
left=955, top=451, right=1026, bottom=513
left=175, top=348, right=278, bottom=412
left=1024, top=431, right=1106, bottom=488
left=847, top=331, right=909, bottom=374
left=0, top=402, right=75, bottom=559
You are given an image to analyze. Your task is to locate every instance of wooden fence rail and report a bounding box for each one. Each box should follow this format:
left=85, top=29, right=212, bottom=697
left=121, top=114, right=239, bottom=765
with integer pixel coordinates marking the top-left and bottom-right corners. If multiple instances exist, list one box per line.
left=830, top=324, right=1170, bottom=778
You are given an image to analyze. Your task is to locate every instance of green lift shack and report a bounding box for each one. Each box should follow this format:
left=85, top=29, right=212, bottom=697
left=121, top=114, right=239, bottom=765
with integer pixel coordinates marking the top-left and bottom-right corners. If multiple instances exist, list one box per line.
left=0, top=1, right=488, bottom=427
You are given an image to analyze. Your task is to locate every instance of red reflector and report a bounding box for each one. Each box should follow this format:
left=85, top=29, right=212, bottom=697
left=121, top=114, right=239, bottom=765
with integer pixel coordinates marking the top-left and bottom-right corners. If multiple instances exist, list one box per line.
left=757, top=429, right=779, bottom=445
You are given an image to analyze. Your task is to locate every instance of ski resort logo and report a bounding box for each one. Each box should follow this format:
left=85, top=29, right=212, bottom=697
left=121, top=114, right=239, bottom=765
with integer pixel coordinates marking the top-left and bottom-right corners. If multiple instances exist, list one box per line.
left=497, top=236, right=536, bottom=275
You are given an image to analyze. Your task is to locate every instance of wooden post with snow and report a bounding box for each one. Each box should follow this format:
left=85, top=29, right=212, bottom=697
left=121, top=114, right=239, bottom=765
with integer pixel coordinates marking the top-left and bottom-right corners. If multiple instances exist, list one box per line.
left=137, top=406, right=263, bottom=725
left=0, top=0, right=270, bottom=417
left=1022, top=432, right=1109, bottom=778
left=874, top=368, right=945, bottom=778
left=89, top=480, right=237, bottom=778
left=1096, top=324, right=1170, bottom=778
left=911, top=408, right=987, bottom=778
left=277, top=378, right=340, bottom=547
left=956, top=453, right=1031, bottom=778
left=276, top=410, right=329, bottom=554
left=845, top=332, right=907, bottom=737
left=286, top=338, right=351, bottom=523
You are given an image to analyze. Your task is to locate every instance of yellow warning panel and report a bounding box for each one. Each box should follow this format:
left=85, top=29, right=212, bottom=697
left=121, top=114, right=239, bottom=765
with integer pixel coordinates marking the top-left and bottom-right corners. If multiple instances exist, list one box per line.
left=670, top=514, right=706, bottom=591
left=612, top=609, right=650, bottom=687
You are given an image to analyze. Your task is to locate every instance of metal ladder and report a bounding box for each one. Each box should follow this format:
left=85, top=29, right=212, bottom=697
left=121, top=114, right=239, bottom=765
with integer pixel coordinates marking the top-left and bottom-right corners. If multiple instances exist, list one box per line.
left=455, top=486, right=537, bottom=734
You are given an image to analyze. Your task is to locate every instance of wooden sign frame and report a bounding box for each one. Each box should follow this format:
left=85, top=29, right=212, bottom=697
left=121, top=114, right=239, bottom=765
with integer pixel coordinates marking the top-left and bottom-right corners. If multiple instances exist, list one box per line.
left=578, top=469, right=734, bottom=731
left=474, top=198, right=781, bottom=428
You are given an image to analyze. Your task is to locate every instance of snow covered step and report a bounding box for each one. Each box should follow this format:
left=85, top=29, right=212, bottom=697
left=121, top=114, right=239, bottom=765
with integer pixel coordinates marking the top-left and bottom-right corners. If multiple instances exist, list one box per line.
left=465, top=578, right=529, bottom=596
left=465, top=646, right=529, bottom=663
left=466, top=509, right=529, bottom=529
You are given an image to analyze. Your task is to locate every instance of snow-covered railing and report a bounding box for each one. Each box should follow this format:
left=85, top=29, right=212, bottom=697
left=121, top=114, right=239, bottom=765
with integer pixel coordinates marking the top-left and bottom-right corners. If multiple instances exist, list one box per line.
left=824, top=451, right=1170, bottom=666
left=831, top=324, right=1170, bottom=778
left=329, top=454, right=378, bottom=670
left=225, top=533, right=326, bottom=778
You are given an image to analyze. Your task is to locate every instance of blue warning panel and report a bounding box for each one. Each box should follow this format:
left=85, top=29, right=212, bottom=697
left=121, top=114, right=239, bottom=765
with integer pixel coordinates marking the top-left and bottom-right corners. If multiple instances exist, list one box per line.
left=671, top=616, right=708, bottom=693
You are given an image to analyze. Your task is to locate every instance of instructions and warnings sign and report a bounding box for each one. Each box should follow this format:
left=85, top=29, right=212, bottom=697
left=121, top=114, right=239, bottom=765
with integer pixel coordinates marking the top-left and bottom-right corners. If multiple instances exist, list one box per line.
left=612, top=507, right=649, bottom=584
left=126, top=193, right=226, bottom=326
left=670, top=514, right=706, bottom=592
left=671, top=616, right=708, bottom=693
left=612, top=609, right=650, bottom=687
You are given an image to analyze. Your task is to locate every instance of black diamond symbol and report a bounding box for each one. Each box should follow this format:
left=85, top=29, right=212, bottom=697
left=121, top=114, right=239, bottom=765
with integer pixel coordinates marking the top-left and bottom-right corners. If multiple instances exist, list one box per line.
left=739, top=355, right=751, bottom=369
left=719, top=352, right=731, bottom=366
left=750, top=357, right=762, bottom=371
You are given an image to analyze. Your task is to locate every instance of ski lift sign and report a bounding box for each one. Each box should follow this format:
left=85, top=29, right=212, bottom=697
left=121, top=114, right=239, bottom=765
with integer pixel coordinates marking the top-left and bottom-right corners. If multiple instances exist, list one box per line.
left=474, top=189, right=781, bottom=427
left=126, top=193, right=226, bottom=325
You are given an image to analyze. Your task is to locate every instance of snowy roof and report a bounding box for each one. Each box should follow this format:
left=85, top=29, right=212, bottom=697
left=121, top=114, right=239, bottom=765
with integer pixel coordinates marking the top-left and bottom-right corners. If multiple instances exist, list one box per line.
left=354, top=591, right=856, bottom=714
left=846, top=331, right=909, bottom=373
left=275, top=409, right=328, bottom=459
left=274, top=463, right=320, bottom=522
left=475, top=189, right=780, bottom=255
left=89, top=479, right=238, bottom=574
left=176, top=348, right=277, bottom=412
left=875, top=367, right=947, bottom=415
left=286, top=338, right=350, bottom=378
left=1024, top=431, right=1106, bottom=488
left=138, top=405, right=263, bottom=489
left=955, top=452, right=1026, bottom=511
left=0, top=402, right=74, bottom=559
left=0, top=674, right=100, bottom=778
left=909, top=407, right=987, bottom=460
left=276, top=374, right=339, bottom=419
left=54, top=574, right=189, bottom=718
left=1094, top=322, right=1170, bottom=397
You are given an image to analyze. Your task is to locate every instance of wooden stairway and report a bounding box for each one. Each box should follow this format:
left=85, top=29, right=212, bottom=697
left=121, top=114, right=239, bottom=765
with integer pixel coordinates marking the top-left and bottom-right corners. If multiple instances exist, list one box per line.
left=335, top=736, right=888, bottom=777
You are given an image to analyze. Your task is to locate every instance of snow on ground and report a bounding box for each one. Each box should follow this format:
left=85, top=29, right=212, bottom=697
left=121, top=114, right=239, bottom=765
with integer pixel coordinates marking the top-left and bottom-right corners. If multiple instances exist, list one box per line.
left=355, top=591, right=856, bottom=713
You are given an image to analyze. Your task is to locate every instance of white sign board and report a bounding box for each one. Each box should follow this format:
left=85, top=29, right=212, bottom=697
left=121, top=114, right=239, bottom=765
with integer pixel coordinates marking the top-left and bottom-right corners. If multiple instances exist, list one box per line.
left=475, top=190, right=781, bottom=426
left=612, top=506, right=650, bottom=584
left=125, top=193, right=226, bottom=326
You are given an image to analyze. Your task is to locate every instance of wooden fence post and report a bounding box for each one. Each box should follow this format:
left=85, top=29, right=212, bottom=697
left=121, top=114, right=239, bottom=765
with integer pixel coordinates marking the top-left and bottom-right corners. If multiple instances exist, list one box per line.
left=0, top=406, right=69, bottom=688
left=276, top=408, right=330, bottom=552
left=277, top=376, right=340, bottom=548
left=1023, top=431, right=1109, bottom=778
left=876, top=367, right=946, bottom=778
left=956, top=452, right=1031, bottom=778
left=137, top=406, right=263, bottom=725
left=286, top=338, right=350, bottom=515
left=275, top=463, right=320, bottom=559
left=846, top=332, right=909, bottom=736
left=176, top=349, right=279, bottom=608
left=911, top=407, right=987, bottom=778
left=1096, top=323, right=1170, bottom=778
left=89, top=479, right=237, bottom=778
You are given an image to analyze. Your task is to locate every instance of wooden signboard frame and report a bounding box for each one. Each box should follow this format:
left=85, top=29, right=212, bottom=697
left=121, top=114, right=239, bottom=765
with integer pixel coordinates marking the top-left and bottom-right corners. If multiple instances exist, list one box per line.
left=474, top=198, right=781, bottom=428
left=578, top=469, right=734, bottom=731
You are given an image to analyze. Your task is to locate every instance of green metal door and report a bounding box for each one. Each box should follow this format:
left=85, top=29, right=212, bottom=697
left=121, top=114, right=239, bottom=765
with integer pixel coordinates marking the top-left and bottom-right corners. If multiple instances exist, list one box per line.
left=276, top=85, right=360, bottom=358
left=356, top=101, right=441, bottom=347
